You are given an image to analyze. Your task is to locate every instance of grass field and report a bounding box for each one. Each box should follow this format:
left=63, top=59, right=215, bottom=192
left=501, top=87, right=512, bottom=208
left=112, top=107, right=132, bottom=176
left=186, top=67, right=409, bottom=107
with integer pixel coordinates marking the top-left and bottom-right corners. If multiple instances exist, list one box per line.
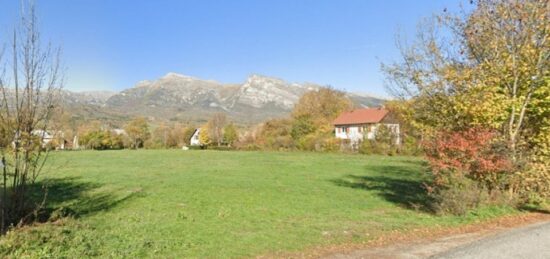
left=0, top=150, right=516, bottom=258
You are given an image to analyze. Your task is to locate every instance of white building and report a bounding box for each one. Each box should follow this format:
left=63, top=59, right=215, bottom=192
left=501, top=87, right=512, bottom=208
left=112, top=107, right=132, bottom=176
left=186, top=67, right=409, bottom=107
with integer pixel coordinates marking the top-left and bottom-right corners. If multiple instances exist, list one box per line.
left=112, top=129, right=127, bottom=135
left=189, top=128, right=202, bottom=146
left=31, top=130, right=67, bottom=149
left=333, top=107, right=400, bottom=145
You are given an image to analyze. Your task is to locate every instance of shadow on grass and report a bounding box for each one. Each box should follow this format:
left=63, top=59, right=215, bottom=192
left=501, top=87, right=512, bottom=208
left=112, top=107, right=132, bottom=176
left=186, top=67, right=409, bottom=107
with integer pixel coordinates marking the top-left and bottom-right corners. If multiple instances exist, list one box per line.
left=331, top=164, right=435, bottom=213
left=518, top=204, right=550, bottom=214
left=26, top=177, right=139, bottom=222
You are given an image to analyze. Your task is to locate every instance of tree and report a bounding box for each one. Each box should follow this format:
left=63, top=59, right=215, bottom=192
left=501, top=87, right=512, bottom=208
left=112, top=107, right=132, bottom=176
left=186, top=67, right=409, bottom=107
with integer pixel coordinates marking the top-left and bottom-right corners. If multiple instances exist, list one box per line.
left=124, top=118, right=150, bottom=149
left=166, top=123, right=187, bottom=148
left=257, top=118, right=295, bottom=150
left=382, top=0, right=549, bottom=207
left=382, top=0, right=549, bottom=160
left=181, top=126, right=196, bottom=146
left=148, top=123, right=170, bottom=149
left=292, top=87, right=354, bottom=128
left=291, top=87, right=353, bottom=149
left=0, top=1, right=63, bottom=233
left=198, top=124, right=211, bottom=146
left=223, top=123, right=238, bottom=147
left=384, top=100, right=423, bottom=155
left=290, top=117, right=315, bottom=141
left=206, top=113, right=227, bottom=146
left=81, top=130, right=123, bottom=150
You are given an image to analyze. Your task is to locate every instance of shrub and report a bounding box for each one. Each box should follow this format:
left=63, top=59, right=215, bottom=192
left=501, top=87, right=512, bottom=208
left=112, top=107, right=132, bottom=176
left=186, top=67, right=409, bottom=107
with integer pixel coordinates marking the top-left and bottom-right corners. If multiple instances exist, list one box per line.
left=254, top=118, right=295, bottom=150
left=322, top=137, right=341, bottom=152
left=399, top=135, right=423, bottom=156
left=423, top=128, right=514, bottom=214
left=423, top=128, right=513, bottom=191
left=429, top=175, right=489, bottom=215
left=358, top=140, right=375, bottom=155
left=295, top=132, right=339, bottom=152
left=80, top=131, right=125, bottom=150
left=511, top=160, right=550, bottom=206
left=358, top=139, right=397, bottom=155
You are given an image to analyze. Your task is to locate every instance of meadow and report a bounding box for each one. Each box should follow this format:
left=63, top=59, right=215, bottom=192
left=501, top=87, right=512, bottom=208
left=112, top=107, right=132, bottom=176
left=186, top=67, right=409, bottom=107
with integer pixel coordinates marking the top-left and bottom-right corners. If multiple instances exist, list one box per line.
left=0, top=150, right=516, bottom=258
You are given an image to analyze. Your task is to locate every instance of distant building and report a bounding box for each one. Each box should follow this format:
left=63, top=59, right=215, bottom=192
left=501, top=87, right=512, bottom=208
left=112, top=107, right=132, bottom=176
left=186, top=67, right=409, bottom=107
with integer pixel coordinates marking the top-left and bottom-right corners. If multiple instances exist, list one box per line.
left=32, top=130, right=68, bottom=149
left=112, top=129, right=127, bottom=135
left=32, top=130, right=54, bottom=145
left=189, top=128, right=202, bottom=146
left=333, top=107, right=400, bottom=146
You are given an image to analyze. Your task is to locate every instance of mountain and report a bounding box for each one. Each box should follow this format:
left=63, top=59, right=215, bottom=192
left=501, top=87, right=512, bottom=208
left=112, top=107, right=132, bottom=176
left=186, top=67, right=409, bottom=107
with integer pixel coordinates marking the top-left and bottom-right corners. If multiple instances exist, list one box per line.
left=65, top=73, right=385, bottom=124
left=62, top=90, right=116, bottom=106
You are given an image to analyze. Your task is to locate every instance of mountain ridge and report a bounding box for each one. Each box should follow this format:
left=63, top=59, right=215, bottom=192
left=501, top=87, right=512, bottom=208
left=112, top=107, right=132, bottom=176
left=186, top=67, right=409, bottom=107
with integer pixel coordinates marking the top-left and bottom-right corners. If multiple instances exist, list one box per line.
left=63, top=73, right=386, bottom=124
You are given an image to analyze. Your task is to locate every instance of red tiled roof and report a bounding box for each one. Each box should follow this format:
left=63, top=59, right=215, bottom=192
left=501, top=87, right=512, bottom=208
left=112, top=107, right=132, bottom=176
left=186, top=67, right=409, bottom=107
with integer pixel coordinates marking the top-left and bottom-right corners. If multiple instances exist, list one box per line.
left=333, top=108, right=389, bottom=125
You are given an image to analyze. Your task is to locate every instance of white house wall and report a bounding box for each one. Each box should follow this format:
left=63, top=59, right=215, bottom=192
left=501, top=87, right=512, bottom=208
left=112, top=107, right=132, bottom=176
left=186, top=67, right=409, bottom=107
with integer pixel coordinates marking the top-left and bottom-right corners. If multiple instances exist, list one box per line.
left=334, top=123, right=401, bottom=145
left=190, top=129, right=201, bottom=146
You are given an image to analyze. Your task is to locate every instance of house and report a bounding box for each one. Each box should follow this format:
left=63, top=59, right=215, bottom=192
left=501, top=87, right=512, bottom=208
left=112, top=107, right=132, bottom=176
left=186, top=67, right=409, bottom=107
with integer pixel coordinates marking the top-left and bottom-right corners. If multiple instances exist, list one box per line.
left=333, top=107, right=400, bottom=145
left=189, top=128, right=202, bottom=146
left=32, top=130, right=68, bottom=149
left=32, top=130, right=54, bottom=145
left=112, top=129, right=127, bottom=135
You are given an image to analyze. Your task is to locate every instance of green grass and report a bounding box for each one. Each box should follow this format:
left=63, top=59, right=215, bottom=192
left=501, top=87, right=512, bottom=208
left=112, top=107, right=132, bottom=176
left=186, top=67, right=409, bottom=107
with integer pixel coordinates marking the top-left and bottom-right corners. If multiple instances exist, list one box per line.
left=0, top=150, right=517, bottom=258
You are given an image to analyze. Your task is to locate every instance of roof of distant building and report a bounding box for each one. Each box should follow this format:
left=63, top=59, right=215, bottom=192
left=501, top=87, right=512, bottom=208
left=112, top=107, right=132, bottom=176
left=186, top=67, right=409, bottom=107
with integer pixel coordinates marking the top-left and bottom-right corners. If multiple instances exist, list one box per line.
left=333, top=107, right=389, bottom=125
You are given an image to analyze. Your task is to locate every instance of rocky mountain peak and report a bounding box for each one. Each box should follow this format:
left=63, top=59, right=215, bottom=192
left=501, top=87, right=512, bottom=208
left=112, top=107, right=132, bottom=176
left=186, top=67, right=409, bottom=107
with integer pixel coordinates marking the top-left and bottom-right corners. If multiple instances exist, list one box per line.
left=69, top=72, right=385, bottom=124
left=161, top=72, right=198, bottom=81
left=245, top=74, right=286, bottom=87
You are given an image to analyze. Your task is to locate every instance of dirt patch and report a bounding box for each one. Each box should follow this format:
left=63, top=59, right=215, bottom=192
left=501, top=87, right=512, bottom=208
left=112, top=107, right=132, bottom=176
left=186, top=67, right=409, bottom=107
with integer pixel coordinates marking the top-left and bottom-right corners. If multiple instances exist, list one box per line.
left=258, top=212, right=550, bottom=259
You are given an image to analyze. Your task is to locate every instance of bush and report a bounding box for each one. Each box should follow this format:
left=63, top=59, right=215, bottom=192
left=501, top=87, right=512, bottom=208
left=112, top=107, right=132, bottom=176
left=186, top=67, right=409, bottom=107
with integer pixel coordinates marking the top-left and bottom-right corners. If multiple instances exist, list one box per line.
left=358, top=139, right=396, bottom=155
left=254, top=118, right=295, bottom=150
left=423, top=128, right=514, bottom=215
left=423, top=128, right=513, bottom=191
left=80, top=131, right=125, bottom=150
left=322, top=137, right=341, bottom=152
left=295, top=132, right=339, bottom=152
left=399, top=135, right=423, bottom=156
left=429, top=175, right=489, bottom=215
left=511, top=160, right=550, bottom=206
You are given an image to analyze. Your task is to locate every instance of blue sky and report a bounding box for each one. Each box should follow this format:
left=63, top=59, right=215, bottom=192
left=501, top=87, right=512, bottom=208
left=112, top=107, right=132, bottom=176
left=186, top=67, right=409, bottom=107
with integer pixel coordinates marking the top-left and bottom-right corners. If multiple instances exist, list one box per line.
left=0, top=0, right=464, bottom=96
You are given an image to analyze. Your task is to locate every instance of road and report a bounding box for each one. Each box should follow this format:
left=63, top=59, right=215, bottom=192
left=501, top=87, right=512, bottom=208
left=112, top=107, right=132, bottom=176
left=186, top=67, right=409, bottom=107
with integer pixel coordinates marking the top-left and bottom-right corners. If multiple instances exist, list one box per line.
left=324, top=219, right=550, bottom=259
left=433, top=221, right=550, bottom=259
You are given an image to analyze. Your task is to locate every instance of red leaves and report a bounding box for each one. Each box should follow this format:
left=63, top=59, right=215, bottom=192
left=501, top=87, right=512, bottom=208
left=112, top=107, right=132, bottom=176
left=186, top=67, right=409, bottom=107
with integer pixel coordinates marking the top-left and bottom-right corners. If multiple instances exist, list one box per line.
left=423, top=127, right=513, bottom=185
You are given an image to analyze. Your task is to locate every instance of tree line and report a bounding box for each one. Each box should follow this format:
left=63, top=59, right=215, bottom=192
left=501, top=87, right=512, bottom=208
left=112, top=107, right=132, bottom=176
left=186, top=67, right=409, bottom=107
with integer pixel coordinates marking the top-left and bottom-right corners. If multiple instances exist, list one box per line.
left=382, top=0, right=549, bottom=214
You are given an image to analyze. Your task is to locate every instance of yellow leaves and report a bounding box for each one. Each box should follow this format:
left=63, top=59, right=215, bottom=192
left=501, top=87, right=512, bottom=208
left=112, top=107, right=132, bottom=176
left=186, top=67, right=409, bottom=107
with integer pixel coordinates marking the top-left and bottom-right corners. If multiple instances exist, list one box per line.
left=292, top=87, right=353, bottom=130
left=198, top=125, right=211, bottom=146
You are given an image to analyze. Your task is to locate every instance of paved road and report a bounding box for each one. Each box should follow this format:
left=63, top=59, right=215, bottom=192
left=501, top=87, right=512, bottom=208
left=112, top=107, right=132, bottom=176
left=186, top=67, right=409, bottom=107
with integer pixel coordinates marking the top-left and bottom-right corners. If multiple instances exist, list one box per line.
left=433, top=221, right=550, bottom=259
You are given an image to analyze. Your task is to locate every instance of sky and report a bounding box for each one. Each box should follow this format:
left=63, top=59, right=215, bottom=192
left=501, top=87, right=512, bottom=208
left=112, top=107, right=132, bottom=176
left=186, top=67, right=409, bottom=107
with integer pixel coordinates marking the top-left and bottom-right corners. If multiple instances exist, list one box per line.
left=0, top=0, right=466, bottom=96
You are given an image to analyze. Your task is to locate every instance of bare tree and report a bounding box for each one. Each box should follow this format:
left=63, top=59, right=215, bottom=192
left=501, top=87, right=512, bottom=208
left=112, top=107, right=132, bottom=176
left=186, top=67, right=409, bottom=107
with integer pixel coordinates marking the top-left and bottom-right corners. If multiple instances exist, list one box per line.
left=207, top=113, right=227, bottom=146
left=0, top=1, right=63, bottom=233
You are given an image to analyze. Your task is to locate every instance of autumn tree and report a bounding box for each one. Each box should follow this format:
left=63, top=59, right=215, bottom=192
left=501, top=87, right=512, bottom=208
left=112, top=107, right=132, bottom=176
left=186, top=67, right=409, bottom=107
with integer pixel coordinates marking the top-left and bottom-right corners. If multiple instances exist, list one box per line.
left=206, top=113, right=227, bottom=146
left=0, top=1, right=63, bottom=233
left=383, top=0, right=549, bottom=158
left=124, top=117, right=150, bottom=149
left=383, top=0, right=550, bottom=207
left=167, top=123, right=187, bottom=148
left=223, top=123, right=238, bottom=147
left=257, top=118, right=295, bottom=150
left=147, top=123, right=170, bottom=149
left=291, top=87, right=353, bottom=149
left=182, top=126, right=197, bottom=146
left=198, top=124, right=211, bottom=146
left=292, top=87, right=353, bottom=131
